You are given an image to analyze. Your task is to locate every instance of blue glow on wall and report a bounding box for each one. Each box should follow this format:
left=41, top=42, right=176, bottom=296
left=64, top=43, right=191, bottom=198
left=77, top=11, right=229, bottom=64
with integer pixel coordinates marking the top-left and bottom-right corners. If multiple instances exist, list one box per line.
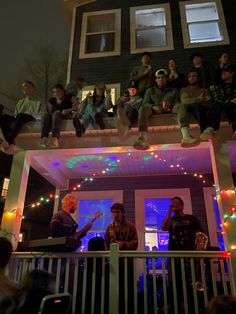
left=78, top=199, right=113, bottom=250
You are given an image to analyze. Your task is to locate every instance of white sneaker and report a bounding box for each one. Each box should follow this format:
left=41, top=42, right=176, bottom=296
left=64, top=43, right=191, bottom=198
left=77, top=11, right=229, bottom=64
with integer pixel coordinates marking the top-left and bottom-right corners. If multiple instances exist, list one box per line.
left=39, top=137, right=48, bottom=148
left=181, top=136, right=200, bottom=148
left=200, top=127, right=215, bottom=140
left=133, top=137, right=150, bottom=150
left=50, top=137, right=59, bottom=148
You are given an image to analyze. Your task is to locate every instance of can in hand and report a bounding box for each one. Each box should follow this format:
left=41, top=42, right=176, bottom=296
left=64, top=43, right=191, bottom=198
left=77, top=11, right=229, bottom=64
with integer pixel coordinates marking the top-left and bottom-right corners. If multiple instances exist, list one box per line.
left=162, top=100, right=169, bottom=110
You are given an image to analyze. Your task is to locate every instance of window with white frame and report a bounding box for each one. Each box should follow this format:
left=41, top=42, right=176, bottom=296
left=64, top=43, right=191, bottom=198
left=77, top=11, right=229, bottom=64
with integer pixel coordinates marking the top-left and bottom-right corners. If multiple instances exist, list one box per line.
left=179, top=0, right=229, bottom=48
left=79, top=9, right=121, bottom=59
left=81, top=83, right=120, bottom=111
left=130, top=4, right=174, bottom=53
left=71, top=190, right=123, bottom=250
left=1, top=178, right=9, bottom=199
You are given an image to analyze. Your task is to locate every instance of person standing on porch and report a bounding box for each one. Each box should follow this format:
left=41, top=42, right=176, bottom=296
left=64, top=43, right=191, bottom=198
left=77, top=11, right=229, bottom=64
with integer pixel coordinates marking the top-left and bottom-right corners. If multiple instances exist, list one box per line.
left=50, top=193, right=102, bottom=246
left=104, top=203, right=138, bottom=250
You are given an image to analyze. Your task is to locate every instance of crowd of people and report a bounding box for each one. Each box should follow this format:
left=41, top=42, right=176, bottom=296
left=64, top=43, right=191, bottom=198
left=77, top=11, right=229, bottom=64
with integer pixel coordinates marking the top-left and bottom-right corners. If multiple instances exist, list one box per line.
left=1, top=194, right=236, bottom=313
left=0, top=51, right=235, bottom=154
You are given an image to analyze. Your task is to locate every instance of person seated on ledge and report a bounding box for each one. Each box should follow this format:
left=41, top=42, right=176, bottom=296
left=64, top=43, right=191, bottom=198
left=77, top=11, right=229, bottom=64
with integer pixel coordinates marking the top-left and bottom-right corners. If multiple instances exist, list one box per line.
left=0, top=81, right=41, bottom=154
left=129, top=51, right=155, bottom=98
left=211, top=64, right=236, bottom=137
left=40, top=84, right=76, bottom=148
left=116, top=80, right=142, bottom=136
left=173, top=71, right=221, bottom=147
left=133, top=69, right=179, bottom=150
left=167, top=59, right=186, bottom=90
left=214, top=52, right=230, bottom=86
left=72, top=82, right=113, bottom=137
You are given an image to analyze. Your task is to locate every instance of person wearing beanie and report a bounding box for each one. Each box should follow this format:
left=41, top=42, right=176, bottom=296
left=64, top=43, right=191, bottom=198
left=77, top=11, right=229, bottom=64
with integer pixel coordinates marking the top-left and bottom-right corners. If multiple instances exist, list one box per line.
left=133, top=69, right=179, bottom=150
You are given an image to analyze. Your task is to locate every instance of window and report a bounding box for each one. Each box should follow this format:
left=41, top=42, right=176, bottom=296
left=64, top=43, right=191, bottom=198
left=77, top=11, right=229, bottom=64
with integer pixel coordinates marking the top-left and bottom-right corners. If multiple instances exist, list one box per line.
left=135, top=189, right=192, bottom=251
left=79, top=9, right=121, bottom=59
left=72, top=190, right=123, bottom=250
left=1, top=178, right=9, bottom=199
left=130, top=4, right=174, bottom=53
left=81, top=83, right=120, bottom=111
left=179, top=0, right=229, bottom=48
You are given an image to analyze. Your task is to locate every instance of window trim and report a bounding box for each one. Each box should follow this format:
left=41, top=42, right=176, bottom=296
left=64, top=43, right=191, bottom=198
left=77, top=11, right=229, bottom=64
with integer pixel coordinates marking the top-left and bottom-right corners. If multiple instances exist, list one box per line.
left=179, top=0, right=230, bottom=48
left=130, top=3, right=174, bottom=54
left=135, top=188, right=192, bottom=250
left=79, top=9, right=121, bottom=59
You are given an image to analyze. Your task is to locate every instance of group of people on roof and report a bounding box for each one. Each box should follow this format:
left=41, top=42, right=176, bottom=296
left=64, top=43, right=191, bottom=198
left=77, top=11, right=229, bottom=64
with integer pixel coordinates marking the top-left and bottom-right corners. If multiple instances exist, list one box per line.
left=0, top=51, right=235, bottom=153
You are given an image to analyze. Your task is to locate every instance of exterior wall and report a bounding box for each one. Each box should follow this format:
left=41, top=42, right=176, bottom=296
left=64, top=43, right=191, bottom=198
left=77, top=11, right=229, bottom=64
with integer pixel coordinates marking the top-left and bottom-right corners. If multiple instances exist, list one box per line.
left=70, top=0, right=236, bottom=93
left=69, top=174, right=213, bottom=236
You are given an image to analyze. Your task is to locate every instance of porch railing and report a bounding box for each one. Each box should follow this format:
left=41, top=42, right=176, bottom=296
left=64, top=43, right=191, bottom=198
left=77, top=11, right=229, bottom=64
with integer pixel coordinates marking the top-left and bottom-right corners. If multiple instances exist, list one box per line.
left=7, top=245, right=235, bottom=314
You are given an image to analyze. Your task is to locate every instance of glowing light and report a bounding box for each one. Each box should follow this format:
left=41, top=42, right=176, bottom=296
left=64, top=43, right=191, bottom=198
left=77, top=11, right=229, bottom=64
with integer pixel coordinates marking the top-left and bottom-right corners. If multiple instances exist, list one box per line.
left=194, top=173, right=197, bottom=177
left=55, top=195, right=59, bottom=199
left=36, top=202, right=40, bottom=206
left=77, top=185, right=81, bottom=188
left=102, top=170, right=106, bottom=174
left=199, top=175, right=203, bottom=178
left=144, top=156, right=151, bottom=161
left=184, top=172, right=187, bottom=175
left=49, top=194, right=54, bottom=198
left=31, top=204, right=35, bottom=208
left=117, top=159, right=120, bottom=163
left=52, top=161, right=60, bottom=168
left=231, top=245, right=236, bottom=250
left=46, top=199, right=50, bottom=202
left=170, top=165, right=174, bottom=168
left=40, top=197, right=44, bottom=201
left=73, top=187, right=76, bottom=190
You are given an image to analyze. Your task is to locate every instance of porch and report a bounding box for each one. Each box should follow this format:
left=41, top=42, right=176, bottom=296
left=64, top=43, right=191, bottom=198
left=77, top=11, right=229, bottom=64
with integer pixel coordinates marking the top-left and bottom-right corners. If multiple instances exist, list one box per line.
left=8, top=245, right=234, bottom=314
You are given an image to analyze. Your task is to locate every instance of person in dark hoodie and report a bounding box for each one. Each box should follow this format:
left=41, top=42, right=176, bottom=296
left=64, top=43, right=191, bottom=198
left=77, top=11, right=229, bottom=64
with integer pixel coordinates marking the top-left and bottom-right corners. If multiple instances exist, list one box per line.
left=190, top=52, right=215, bottom=89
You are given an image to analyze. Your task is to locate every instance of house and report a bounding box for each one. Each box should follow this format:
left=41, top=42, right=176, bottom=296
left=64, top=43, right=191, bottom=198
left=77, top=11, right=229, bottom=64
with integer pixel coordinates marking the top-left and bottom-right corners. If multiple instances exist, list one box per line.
left=1, top=0, right=236, bottom=313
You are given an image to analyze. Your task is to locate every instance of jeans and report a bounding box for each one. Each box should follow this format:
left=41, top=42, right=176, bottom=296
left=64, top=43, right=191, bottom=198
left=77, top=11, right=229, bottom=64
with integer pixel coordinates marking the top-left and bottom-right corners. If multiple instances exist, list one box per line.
left=41, top=111, right=61, bottom=138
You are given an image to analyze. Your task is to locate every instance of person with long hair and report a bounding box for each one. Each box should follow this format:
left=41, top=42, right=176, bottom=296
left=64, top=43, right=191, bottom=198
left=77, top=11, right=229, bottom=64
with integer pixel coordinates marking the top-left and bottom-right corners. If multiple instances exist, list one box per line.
left=73, top=82, right=113, bottom=137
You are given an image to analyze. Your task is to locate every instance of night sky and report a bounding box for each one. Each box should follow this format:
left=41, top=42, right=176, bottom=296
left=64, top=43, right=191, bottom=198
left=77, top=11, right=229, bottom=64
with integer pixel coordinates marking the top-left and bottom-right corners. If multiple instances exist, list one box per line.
left=0, top=0, right=70, bottom=109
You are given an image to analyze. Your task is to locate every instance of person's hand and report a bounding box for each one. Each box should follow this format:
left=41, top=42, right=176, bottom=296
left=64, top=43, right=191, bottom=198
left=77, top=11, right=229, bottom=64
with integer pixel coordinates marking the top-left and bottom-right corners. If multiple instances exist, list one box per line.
left=94, top=211, right=103, bottom=220
left=61, top=109, right=67, bottom=115
left=113, top=240, right=123, bottom=248
left=153, top=105, right=162, bottom=114
left=230, top=98, right=236, bottom=105
left=144, top=66, right=151, bottom=75
left=169, top=205, right=175, bottom=215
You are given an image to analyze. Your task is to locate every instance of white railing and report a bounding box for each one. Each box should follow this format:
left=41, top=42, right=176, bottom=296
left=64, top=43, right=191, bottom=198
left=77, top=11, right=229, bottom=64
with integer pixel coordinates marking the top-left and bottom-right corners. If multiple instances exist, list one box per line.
left=7, top=245, right=235, bottom=314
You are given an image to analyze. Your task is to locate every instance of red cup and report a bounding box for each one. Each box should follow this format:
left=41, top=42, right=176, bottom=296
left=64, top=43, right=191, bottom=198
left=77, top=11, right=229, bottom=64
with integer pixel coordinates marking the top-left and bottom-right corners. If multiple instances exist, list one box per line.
left=162, top=100, right=169, bottom=110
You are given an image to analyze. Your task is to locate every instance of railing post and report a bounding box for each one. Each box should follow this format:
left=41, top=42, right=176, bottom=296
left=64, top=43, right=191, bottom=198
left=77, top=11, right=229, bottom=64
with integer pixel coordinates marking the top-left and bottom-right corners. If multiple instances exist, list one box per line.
left=109, top=243, right=119, bottom=314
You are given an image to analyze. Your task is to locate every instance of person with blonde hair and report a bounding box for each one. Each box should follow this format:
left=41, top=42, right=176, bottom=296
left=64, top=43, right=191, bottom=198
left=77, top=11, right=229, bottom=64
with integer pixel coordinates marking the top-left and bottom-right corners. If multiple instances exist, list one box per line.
left=50, top=193, right=102, bottom=242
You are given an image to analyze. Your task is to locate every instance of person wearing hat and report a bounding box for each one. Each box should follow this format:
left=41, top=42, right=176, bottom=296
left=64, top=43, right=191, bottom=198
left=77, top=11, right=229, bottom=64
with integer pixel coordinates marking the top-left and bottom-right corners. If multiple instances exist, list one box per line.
left=133, top=68, right=179, bottom=150
left=116, top=80, right=142, bottom=136
left=211, top=64, right=236, bottom=136
left=130, top=52, right=155, bottom=97
left=104, top=203, right=138, bottom=250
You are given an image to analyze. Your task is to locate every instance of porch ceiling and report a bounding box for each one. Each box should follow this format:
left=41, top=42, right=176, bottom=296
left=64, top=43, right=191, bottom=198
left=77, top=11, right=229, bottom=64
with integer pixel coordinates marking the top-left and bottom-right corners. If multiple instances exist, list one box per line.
left=28, top=142, right=236, bottom=189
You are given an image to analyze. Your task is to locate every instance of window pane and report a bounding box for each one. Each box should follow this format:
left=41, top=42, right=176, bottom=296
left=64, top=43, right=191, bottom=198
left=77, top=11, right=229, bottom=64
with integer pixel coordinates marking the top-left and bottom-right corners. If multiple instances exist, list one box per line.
left=188, top=21, right=222, bottom=43
left=135, top=8, right=166, bottom=29
left=78, top=199, right=113, bottom=231
left=85, top=33, right=115, bottom=53
left=185, top=2, right=219, bottom=23
left=87, top=13, right=115, bottom=33
left=136, top=27, right=166, bottom=48
left=145, top=198, right=171, bottom=230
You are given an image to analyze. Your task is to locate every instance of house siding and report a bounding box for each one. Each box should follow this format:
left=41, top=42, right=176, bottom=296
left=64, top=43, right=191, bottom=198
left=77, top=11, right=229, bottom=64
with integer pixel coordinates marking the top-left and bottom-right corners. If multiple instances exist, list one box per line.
left=70, top=0, right=236, bottom=94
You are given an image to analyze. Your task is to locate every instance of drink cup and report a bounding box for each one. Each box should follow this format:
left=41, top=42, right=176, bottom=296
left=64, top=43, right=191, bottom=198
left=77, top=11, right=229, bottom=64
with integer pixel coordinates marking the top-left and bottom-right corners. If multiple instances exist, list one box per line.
left=163, top=100, right=169, bottom=110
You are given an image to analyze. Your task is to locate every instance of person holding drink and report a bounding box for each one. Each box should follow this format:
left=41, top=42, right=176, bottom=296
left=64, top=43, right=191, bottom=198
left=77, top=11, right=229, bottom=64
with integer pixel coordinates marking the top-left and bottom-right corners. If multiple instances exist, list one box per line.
left=133, top=69, right=179, bottom=150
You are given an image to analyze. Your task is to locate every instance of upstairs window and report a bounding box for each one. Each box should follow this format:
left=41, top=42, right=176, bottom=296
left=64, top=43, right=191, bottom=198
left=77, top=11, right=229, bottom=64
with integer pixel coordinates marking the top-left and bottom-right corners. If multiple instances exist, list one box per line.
left=179, top=0, right=229, bottom=48
left=130, top=4, right=174, bottom=53
left=79, top=9, right=121, bottom=59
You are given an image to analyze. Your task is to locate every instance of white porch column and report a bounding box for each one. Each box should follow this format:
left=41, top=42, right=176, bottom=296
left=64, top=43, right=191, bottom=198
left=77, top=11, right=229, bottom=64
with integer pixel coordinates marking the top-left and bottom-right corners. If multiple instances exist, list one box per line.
left=210, top=142, right=236, bottom=289
left=0, top=151, right=31, bottom=250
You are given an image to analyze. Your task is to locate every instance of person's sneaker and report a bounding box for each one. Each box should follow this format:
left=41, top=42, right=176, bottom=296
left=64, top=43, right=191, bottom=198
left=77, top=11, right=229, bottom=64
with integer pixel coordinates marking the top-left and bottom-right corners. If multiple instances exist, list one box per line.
left=50, top=137, right=59, bottom=148
left=95, top=113, right=105, bottom=129
left=200, top=127, right=215, bottom=140
left=73, top=118, right=85, bottom=137
left=181, top=136, right=200, bottom=148
left=4, top=144, right=17, bottom=155
left=133, top=137, right=150, bottom=150
left=39, top=137, right=48, bottom=148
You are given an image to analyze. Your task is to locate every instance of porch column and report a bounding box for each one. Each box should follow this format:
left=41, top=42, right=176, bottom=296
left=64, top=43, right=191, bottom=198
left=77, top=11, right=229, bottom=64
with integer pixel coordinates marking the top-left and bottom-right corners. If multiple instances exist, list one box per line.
left=0, top=151, right=31, bottom=250
left=209, top=142, right=236, bottom=290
